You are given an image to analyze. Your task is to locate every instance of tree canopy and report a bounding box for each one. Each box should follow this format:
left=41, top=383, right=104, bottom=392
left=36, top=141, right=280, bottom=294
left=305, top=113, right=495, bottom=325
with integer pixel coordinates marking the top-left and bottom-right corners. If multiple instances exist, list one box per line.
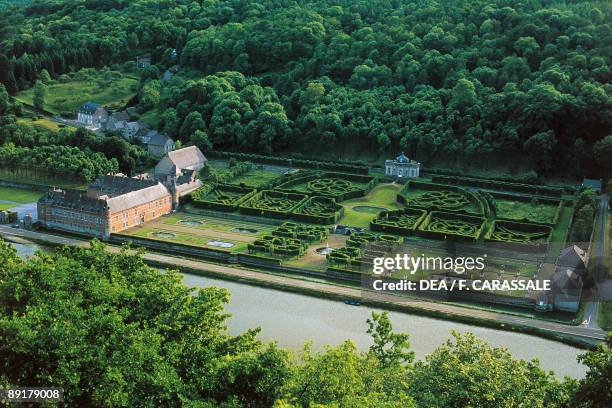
left=0, top=239, right=610, bottom=407
left=0, top=0, right=609, bottom=176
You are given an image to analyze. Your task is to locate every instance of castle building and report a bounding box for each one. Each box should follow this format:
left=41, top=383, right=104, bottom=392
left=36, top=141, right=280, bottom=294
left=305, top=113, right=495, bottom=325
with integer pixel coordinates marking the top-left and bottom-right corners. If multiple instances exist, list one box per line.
left=385, top=152, right=420, bottom=179
left=38, top=146, right=207, bottom=238
left=38, top=176, right=172, bottom=239
left=154, top=146, right=206, bottom=209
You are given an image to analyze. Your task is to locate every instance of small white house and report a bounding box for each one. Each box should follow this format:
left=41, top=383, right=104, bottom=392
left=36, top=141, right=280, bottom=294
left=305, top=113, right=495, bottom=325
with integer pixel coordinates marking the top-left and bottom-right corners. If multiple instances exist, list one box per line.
left=77, top=102, right=108, bottom=128
left=385, top=152, right=420, bottom=178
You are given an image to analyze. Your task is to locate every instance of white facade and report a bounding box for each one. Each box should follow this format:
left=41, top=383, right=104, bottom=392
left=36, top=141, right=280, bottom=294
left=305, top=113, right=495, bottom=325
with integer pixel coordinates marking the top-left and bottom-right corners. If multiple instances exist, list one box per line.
left=385, top=153, right=420, bottom=178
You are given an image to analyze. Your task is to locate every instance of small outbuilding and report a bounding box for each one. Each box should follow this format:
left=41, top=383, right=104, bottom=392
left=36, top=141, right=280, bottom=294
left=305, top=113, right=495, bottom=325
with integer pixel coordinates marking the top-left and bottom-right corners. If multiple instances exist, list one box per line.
left=385, top=152, right=420, bottom=179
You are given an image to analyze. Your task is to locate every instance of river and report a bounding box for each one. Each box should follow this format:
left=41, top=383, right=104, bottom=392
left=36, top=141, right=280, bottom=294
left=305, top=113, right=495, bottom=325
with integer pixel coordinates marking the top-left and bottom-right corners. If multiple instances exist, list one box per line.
left=11, top=242, right=587, bottom=378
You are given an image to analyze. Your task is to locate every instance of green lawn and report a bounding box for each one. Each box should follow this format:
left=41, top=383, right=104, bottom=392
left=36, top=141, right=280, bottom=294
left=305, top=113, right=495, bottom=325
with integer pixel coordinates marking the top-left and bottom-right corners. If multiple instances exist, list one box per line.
left=496, top=199, right=558, bottom=224
left=340, top=183, right=402, bottom=228
left=16, top=116, right=73, bottom=132
left=230, top=168, right=281, bottom=187
left=0, top=186, right=43, bottom=204
left=15, top=69, right=138, bottom=115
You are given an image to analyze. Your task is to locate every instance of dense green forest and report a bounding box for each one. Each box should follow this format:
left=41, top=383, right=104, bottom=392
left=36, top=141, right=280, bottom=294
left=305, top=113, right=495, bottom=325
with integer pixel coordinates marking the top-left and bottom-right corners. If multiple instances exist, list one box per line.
left=0, top=0, right=610, bottom=177
left=0, top=239, right=610, bottom=407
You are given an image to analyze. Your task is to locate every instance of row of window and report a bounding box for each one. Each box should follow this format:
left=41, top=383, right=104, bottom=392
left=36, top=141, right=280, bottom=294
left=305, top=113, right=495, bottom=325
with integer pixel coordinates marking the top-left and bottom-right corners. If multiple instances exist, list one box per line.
left=51, top=209, right=102, bottom=224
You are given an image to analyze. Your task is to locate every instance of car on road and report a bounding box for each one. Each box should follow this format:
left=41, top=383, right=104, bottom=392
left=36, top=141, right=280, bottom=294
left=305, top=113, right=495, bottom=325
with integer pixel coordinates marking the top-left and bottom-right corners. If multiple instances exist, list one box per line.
left=11, top=223, right=20, bottom=228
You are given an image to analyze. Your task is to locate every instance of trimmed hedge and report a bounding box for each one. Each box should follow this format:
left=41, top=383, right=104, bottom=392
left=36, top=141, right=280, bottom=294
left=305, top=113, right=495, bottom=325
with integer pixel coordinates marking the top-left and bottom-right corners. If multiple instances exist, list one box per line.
left=277, top=171, right=376, bottom=201
left=431, top=175, right=568, bottom=197
left=346, top=231, right=402, bottom=247
left=248, top=222, right=328, bottom=258
left=208, top=151, right=369, bottom=174
left=292, top=196, right=343, bottom=224
left=370, top=208, right=428, bottom=235
left=239, top=190, right=308, bottom=219
left=191, top=183, right=256, bottom=212
left=487, top=191, right=564, bottom=226
left=486, top=219, right=553, bottom=252
left=398, top=180, right=484, bottom=215
left=417, top=211, right=487, bottom=242
left=272, top=222, right=328, bottom=243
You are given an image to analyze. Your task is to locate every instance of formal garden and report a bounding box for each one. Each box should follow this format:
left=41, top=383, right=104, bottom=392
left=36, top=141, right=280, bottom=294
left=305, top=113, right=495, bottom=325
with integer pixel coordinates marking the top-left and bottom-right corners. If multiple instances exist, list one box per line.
left=119, top=157, right=579, bottom=300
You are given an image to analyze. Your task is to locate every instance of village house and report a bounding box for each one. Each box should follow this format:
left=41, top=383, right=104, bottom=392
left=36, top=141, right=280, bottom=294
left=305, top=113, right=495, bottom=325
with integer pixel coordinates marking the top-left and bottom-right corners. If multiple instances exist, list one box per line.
left=551, top=245, right=588, bottom=312
left=147, top=132, right=175, bottom=157
left=136, top=54, right=151, bottom=69
left=385, top=152, right=420, bottom=179
left=76, top=102, right=108, bottom=128
left=154, top=145, right=207, bottom=178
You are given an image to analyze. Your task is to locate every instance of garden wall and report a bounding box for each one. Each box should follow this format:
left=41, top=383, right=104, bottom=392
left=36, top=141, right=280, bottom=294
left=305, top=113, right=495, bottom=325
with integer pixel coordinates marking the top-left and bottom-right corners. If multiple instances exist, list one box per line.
left=111, top=234, right=233, bottom=262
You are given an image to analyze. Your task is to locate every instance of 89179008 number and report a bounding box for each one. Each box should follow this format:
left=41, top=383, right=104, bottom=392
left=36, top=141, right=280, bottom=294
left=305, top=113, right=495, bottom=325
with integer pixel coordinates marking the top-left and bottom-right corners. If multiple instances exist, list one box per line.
left=0, top=387, right=63, bottom=403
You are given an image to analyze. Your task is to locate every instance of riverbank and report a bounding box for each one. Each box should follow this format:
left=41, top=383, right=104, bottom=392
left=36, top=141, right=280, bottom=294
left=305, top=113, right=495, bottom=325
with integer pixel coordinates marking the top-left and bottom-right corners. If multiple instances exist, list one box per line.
left=0, top=226, right=605, bottom=349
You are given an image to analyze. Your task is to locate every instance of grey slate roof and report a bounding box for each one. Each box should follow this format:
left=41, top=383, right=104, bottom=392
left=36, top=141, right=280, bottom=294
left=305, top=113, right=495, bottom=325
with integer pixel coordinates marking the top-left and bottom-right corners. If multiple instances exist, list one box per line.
left=106, top=183, right=170, bottom=213
left=89, top=175, right=158, bottom=197
left=557, top=245, right=587, bottom=273
left=148, top=132, right=173, bottom=146
left=166, top=146, right=206, bottom=169
left=79, top=102, right=101, bottom=114
left=39, top=189, right=108, bottom=213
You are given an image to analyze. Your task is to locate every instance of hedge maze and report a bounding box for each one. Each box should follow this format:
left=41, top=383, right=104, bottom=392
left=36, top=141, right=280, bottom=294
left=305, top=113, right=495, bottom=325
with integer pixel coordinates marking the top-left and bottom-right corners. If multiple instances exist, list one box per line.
left=398, top=180, right=482, bottom=215
left=248, top=235, right=306, bottom=258
left=248, top=222, right=328, bottom=258
left=191, top=184, right=255, bottom=211
left=346, top=231, right=401, bottom=247
left=293, top=196, right=343, bottom=224
left=240, top=190, right=308, bottom=218
left=278, top=172, right=376, bottom=200
left=272, top=222, right=328, bottom=243
left=486, top=220, right=552, bottom=251
left=308, top=177, right=354, bottom=196
left=326, top=246, right=361, bottom=268
left=370, top=208, right=427, bottom=235
left=418, top=211, right=486, bottom=241
left=407, top=191, right=469, bottom=210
